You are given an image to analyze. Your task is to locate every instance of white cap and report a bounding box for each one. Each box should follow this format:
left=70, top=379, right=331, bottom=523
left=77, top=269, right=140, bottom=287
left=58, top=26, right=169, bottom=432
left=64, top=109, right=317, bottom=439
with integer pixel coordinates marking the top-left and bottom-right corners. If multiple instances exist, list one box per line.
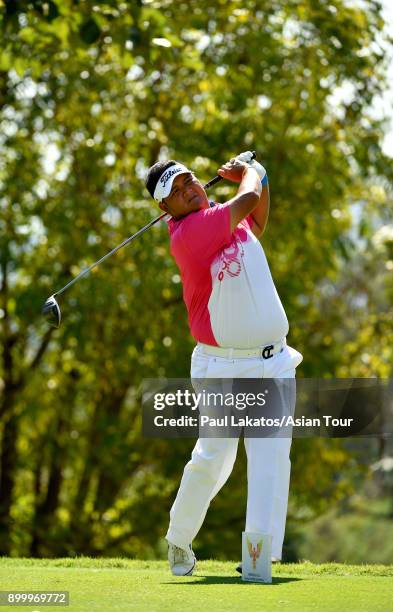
left=153, top=163, right=191, bottom=202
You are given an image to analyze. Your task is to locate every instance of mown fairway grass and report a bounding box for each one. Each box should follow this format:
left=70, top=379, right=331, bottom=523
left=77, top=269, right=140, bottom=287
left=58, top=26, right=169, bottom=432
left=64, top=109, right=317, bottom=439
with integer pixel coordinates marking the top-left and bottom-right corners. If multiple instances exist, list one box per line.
left=0, top=558, right=392, bottom=612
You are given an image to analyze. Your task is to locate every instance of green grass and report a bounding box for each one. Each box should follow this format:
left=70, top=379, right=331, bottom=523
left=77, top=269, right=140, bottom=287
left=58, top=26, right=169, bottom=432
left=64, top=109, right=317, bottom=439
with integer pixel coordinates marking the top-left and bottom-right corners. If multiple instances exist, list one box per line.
left=0, top=558, right=392, bottom=612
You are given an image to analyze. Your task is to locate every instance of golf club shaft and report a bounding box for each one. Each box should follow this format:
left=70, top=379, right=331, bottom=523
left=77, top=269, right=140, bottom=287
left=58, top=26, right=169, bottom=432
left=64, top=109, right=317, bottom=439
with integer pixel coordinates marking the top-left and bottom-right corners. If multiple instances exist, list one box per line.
left=54, top=211, right=167, bottom=297
left=52, top=156, right=255, bottom=298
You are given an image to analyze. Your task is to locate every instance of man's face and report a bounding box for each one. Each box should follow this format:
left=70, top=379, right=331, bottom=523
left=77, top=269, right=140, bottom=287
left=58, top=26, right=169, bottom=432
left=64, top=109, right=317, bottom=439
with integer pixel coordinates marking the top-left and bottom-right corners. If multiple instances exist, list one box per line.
left=159, top=172, right=209, bottom=218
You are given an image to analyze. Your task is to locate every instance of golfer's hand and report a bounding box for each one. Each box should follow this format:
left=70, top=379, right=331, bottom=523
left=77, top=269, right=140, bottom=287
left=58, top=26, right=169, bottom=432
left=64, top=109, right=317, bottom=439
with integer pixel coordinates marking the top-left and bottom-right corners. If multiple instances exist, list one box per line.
left=235, top=151, right=255, bottom=164
left=236, top=150, right=266, bottom=181
left=218, top=158, right=249, bottom=183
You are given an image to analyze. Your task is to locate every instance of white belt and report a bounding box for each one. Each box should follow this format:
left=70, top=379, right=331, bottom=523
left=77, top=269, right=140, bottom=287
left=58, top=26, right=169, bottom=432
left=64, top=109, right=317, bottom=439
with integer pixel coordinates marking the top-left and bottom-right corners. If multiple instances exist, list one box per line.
left=198, top=339, right=286, bottom=360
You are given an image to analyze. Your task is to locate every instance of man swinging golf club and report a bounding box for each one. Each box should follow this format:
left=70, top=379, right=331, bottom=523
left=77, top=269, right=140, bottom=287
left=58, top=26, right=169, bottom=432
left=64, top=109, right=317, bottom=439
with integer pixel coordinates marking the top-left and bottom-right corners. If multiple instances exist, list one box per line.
left=145, top=151, right=303, bottom=576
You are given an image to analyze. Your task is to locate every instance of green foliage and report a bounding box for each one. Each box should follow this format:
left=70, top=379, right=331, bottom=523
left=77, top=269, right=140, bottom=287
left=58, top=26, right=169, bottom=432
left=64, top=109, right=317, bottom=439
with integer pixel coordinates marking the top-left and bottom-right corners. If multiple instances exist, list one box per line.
left=0, top=0, right=392, bottom=559
left=297, top=497, right=393, bottom=564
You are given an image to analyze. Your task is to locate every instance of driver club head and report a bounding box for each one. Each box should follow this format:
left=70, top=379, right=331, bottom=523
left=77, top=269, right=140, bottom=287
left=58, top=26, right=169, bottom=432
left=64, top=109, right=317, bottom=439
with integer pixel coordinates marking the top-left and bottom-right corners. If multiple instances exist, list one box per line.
left=42, top=294, right=61, bottom=328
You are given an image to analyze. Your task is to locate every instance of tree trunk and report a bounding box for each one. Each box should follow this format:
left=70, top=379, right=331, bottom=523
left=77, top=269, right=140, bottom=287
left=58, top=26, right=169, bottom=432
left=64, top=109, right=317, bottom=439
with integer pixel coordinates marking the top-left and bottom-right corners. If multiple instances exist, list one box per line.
left=0, top=413, right=19, bottom=554
left=30, top=417, right=66, bottom=557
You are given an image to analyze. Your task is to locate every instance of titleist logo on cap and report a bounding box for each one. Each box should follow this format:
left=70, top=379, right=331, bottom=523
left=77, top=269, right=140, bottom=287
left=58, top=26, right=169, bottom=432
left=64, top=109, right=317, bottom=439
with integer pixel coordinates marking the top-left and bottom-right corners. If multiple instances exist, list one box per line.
left=160, top=167, right=182, bottom=189
left=153, top=162, right=190, bottom=202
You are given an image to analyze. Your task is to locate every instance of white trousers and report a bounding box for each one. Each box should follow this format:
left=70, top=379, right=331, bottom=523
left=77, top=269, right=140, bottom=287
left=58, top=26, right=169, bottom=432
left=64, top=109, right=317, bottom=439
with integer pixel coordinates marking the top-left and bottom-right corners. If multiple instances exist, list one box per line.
left=165, top=340, right=303, bottom=560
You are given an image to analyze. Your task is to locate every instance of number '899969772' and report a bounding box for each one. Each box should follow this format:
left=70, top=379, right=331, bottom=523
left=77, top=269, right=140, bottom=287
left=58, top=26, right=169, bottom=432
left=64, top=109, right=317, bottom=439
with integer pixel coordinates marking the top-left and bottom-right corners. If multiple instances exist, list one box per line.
left=0, top=591, right=69, bottom=606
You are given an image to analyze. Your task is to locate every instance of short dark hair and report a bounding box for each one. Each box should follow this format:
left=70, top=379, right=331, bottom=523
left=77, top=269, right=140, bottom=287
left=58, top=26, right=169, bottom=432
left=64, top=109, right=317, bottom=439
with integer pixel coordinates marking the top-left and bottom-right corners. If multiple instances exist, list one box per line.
left=145, top=159, right=177, bottom=199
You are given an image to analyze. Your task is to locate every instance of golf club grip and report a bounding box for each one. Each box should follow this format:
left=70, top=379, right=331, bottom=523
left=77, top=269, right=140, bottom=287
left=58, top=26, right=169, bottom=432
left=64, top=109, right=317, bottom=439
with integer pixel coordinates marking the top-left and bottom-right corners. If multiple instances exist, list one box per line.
left=204, top=151, right=257, bottom=190
left=203, top=175, right=223, bottom=190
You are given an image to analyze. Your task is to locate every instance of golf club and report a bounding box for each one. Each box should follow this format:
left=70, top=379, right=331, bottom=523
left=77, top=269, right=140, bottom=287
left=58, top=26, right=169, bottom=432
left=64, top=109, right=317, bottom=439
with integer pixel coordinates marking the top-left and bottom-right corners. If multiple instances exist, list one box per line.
left=42, top=152, right=256, bottom=328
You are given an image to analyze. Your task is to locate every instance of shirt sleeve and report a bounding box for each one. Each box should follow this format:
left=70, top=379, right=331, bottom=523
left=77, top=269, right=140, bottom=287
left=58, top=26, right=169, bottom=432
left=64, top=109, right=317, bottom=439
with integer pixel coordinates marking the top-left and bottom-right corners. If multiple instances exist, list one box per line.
left=179, top=202, right=232, bottom=261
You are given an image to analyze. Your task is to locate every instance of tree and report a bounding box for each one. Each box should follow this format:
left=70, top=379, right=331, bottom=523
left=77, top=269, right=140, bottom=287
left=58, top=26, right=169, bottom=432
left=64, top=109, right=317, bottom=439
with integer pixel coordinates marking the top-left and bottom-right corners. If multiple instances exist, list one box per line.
left=0, top=0, right=392, bottom=558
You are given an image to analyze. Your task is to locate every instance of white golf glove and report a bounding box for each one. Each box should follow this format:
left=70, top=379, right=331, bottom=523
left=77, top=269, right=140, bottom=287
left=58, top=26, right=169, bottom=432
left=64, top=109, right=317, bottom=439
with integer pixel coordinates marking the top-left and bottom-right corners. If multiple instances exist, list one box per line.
left=235, top=150, right=266, bottom=181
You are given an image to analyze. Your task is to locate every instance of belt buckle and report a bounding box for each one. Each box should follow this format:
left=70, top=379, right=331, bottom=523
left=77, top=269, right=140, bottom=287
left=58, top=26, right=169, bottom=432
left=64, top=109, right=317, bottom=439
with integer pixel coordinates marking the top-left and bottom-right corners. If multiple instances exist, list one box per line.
left=262, top=344, right=274, bottom=359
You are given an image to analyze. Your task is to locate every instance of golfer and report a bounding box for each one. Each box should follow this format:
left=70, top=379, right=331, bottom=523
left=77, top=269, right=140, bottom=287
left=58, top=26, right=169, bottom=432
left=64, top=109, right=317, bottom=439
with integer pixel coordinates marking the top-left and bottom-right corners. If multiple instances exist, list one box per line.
left=145, top=152, right=303, bottom=575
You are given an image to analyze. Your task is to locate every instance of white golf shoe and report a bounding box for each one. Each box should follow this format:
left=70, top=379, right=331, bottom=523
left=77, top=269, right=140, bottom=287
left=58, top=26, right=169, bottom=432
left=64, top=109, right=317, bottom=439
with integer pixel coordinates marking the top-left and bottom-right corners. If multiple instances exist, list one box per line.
left=168, top=542, right=196, bottom=576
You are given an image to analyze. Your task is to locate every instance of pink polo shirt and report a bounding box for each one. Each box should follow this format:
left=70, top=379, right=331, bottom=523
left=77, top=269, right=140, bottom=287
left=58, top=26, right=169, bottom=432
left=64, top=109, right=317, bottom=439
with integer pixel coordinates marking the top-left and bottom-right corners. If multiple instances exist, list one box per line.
left=168, top=202, right=289, bottom=348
